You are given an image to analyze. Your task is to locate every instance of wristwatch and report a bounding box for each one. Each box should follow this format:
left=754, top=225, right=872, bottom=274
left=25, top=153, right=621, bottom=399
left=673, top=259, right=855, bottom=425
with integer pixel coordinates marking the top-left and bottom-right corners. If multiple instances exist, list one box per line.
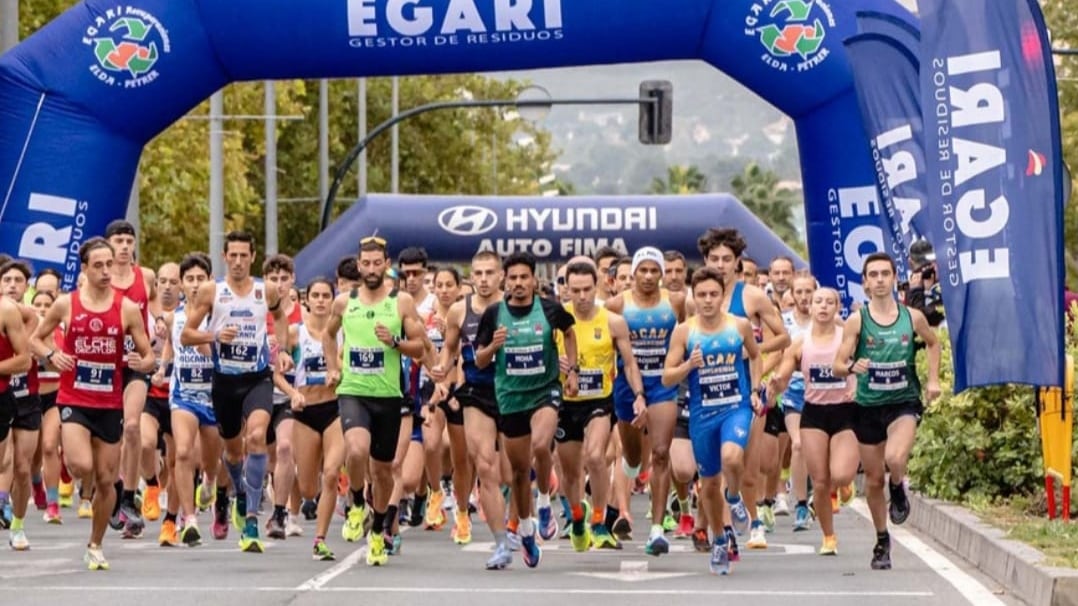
left=847, top=361, right=856, bottom=374
left=567, top=365, right=580, bottom=375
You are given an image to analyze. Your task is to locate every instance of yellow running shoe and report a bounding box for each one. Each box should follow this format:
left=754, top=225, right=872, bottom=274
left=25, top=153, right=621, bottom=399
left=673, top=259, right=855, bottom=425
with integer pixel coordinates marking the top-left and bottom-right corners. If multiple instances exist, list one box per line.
left=59, top=481, right=74, bottom=507
left=425, top=490, right=446, bottom=529
left=142, top=485, right=161, bottom=522
left=451, top=511, right=472, bottom=545
left=158, top=520, right=178, bottom=547
left=84, top=545, right=109, bottom=571
left=838, top=482, right=856, bottom=507
left=365, top=532, right=388, bottom=566
left=819, top=535, right=838, bottom=556
left=77, top=499, right=93, bottom=519
left=238, top=518, right=264, bottom=554
left=341, top=505, right=366, bottom=543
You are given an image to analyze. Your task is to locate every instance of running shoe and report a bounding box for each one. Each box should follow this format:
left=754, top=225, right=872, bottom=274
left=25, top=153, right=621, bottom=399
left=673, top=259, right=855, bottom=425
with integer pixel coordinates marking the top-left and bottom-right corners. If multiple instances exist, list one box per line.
left=485, top=542, right=512, bottom=570
left=773, top=493, right=790, bottom=516
left=521, top=526, right=542, bottom=568
left=746, top=523, right=768, bottom=549
left=758, top=503, right=775, bottom=532
left=213, top=499, right=230, bottom=540
left=32, top=483, right=47, bottom=511
left=871, top=539, right=892, bottom=570
left=142, top=485, right=161, bottom=521
left=239, top=518, right=264, bottom=553
left=158, top=520, right=179, bottom=547
left=611, top=516, right=633, bottom=542
left=9, top=528, right=29, bottom=551
left=342, top=505, right=366, bottom=542
left=728, top=495, right=750, bottom=536
left=452, top=511, right=472, bottom=545
left=692, top=528, right=710, bottom=553
left=425, top=491, right=446, bottom=529
left=591, top=524, right=622, bottom=550
left=366, top=532, right=388, bottom=566
left=286, top=514, right=304, bottom=537
left=84, top=545, right=109, bottom=571
left=181, top=519, right=202, bottom=546
left=77, top=499, right=93, bottom=519
left=794, top=504, right=811, bottom=531
left=819, top=534, right=838, bottom=556
left=674, top=513, right=695, bottom=539
left=644, top=532, right=669, bottom=556
left=43, top=503, right=62, bottom=525
left=709, top=539, right=730, bottom=575
left=266, top=512, right=286, bottom=540
left=538, top=506, right=558, bottom=541
left=889, top=482, right=910, bottom=525
left=312, top=539, right=335, bottom=561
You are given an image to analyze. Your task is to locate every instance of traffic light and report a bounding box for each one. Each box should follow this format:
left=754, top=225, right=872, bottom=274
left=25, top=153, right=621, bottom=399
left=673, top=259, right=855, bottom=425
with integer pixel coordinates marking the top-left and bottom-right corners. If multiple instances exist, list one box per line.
left=639, top=80, right=673, bottom=145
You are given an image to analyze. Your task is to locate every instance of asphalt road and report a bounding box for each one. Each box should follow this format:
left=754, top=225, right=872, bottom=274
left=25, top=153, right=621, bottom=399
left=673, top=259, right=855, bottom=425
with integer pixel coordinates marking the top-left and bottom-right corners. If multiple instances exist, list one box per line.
left=0, top=494, right=1022, bottom=606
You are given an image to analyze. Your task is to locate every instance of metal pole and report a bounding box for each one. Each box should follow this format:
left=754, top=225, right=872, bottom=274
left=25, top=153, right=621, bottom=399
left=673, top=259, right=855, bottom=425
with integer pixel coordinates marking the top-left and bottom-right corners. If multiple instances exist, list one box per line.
left=209, top=91, right=225, bottom=276
left=0, top=0, right=17, bottom=53
left=492, top=130, right=498, bottom=195
left=391, top=76, right=399, bottom=194
left=264, top=81, right=278, bottom=256
left=126, top=169, right=140, bottom=235
left=358, top=78, right=368, bottom=197
left=319, top=79, right=330, bottom=204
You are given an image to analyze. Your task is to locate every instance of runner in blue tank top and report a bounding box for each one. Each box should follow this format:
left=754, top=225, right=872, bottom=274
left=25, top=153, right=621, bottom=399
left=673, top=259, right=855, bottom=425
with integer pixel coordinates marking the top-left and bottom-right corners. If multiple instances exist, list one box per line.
left=664, top=267, right=762, bottom=576
left=695, top=228, right=790, bottom=550
left=604, top=247, right=687, bottom=556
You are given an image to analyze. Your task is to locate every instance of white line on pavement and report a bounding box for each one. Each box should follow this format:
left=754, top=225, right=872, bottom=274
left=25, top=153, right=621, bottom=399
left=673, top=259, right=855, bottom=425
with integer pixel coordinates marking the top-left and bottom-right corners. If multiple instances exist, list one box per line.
left=294, top=544, right=367, bottom=591
left=849, top=499, right=1007, bottom=606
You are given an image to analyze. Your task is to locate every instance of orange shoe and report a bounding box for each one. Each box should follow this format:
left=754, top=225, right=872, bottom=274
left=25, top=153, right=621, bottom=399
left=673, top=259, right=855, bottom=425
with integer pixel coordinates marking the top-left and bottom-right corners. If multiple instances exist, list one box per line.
left=158, top=519, right=178, bottom=547
left=142, top=485, right=161, bottom=522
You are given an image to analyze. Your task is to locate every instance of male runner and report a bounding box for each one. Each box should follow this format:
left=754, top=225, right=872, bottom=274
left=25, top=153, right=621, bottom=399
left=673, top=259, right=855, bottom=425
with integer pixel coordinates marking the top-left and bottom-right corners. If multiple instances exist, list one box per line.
left=0, top=262, right=32, bottom=549
left=475, top=251, right=577, bottom=569
left=31, top=238, right=155, bottom=569
left=834, top=252, right=940, bottom=570
left=181, top=231, right=290, bottom=553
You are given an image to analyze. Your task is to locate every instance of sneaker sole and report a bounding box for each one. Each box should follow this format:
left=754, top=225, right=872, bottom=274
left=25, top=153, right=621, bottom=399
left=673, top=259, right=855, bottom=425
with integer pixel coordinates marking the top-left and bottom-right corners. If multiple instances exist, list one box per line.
left=241, top=541, right=264, bottom=553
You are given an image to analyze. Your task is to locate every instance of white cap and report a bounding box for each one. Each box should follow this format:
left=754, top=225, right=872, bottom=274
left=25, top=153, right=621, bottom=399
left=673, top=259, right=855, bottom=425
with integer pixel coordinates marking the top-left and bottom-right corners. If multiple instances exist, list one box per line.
left=631, top=247, right=665, bottom=275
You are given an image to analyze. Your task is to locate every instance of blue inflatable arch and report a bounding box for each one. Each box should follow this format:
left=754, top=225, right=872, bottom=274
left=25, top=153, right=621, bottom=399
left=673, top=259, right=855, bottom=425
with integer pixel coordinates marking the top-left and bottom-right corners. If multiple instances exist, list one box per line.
left=0, top=0, right=914, bottom=302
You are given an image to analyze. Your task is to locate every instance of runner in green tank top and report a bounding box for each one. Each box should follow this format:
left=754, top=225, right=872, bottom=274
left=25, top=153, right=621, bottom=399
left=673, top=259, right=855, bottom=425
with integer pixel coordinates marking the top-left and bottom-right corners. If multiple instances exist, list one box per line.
left=833, top=252, right=941, bottom=572
left=475, top=252, right=577, bottom=570
left=323, top=236, right=436, bottom=567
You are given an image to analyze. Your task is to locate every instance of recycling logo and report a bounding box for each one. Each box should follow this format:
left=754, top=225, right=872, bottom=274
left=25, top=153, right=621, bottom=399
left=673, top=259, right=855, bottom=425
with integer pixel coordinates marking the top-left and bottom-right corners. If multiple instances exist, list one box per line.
left=84, top=7, right=171, bottom=88
left=745, top=0, right=836, bottom=73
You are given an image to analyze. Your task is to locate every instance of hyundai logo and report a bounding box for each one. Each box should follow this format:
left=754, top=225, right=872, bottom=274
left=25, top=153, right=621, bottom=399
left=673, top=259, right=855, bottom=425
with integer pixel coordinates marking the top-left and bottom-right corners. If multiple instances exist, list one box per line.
left=437, top=206, right=498, bottom=236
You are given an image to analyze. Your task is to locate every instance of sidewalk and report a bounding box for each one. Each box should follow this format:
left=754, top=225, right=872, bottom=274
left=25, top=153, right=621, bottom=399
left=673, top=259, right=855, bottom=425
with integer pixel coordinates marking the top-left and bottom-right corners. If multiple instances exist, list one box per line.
left=909, top=492, right=1078, bottom=606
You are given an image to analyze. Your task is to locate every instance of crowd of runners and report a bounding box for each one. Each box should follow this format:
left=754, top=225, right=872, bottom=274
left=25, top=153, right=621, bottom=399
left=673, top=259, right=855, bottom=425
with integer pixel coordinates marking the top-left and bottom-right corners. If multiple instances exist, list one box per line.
left=0, top=220, right=941, bottom=575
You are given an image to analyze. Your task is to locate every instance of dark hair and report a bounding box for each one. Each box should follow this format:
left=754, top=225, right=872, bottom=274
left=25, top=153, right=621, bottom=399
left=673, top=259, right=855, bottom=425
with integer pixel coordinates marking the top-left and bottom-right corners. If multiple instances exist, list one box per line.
left=104, top=219, right=136, bottom=239
left=612, top=257, right=632, bottom=275
left=565, top=261, right=598, bottom=283
left=698, top=228, right=747, bottom=259
left=663, top=250, right=686, bottom=264
left=305, top=276, right=336, bottom=297
left=262, top=254, right=294, bottom=276
left=0, top=260, right=32, bottom=281
left=594, top=246, right=623, bottom=265
left=0, top=254, right=11, bottom=266
left=79, top=237, right=114, bottom=264
left=471, top=250, right=500, bottom=265
left=691, top=266, right=726, bottom=294
left=503, top=251, right=536, bottom=275
left=224, top=230, right=255, bottom=253
left=31, top=289, right=56, bottom=305
left=862, top=252, right=897, bottom=277
left=433, top=266, right=462, bottom=286
left=769, top=256, right=796, bottom=272
left=179, top=252, right=212, bottom=278
left=34, top=268, right=62, bottom=289
left=397, top=246, right=428, bottom=267
left=359, top=239, right=387, bottom=255
left=336, top=256, right=360, bottom=281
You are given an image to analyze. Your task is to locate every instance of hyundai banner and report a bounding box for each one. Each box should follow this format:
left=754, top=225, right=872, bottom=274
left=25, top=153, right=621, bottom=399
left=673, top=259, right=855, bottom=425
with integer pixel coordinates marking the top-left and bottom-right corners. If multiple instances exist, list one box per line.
left=919, top=0, right=1064, bottom=390
left=293, top=194, right=806, bottom=284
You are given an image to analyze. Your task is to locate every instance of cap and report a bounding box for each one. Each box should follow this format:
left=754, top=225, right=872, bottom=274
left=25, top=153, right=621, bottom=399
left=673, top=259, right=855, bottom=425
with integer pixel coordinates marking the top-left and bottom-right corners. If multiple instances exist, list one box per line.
left=105, top=219, right=136, bottom=238
left=631, top=247, right=665, bottom=275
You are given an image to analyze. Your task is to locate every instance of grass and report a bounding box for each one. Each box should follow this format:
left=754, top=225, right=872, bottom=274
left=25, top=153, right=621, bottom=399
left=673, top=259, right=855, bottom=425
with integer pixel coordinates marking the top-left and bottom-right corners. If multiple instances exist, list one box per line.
left=968, top=497, right=1078, bottom=569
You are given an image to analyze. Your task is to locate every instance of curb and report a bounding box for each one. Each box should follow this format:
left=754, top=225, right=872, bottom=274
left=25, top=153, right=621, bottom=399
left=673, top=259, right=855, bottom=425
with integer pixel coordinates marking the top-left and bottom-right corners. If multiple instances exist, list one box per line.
left=908, top=492, right=1078, bottom=606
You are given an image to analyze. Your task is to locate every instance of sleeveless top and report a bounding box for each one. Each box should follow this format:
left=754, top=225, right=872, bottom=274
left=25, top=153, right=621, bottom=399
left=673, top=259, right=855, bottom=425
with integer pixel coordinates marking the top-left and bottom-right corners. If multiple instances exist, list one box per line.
left=208, top=279, right=271, bottom=376
left=57, top=291, right=125, bottom=409
left=801, top=328, right=855, bottom=405
left=561, top=304, right=615, bottom=401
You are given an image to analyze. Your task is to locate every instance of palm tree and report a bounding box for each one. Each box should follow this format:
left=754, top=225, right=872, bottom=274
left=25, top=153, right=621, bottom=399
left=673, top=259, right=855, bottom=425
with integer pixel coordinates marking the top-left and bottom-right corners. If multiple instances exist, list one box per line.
left=649, top=165, right=708, bottom=194
left=730, top=162, right=802, bottom=244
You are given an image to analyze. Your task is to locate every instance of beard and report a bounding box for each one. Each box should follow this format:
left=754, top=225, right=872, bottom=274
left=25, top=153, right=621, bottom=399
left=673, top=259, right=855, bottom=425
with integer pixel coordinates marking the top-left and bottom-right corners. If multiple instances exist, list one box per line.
left=362, top=272, right=385, bottom=290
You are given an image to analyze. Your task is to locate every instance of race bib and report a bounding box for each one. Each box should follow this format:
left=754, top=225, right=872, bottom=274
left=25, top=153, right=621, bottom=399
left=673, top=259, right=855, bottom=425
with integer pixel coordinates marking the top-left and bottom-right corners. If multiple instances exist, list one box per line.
left=867, top=361, right=909, bottom=392
left=576, top=368, right=604, bottom=397
left=348, top=347, right=384, bottom=374
left=304, top=355, right=327, bottom=385
left=808, top=365, right=847, bottom=390
left=632, top=346, right=666, bottom=377
left=179, top=365, right=212, bottom=388
left=10, top=373, right=29, bottom=398
left=506, top=345, right=545, bottom=376
left=75, top=360, right=114, bottom=393
left=219, top=342, right=258, bottom=371
left=700, top=371, right=741, bottom=407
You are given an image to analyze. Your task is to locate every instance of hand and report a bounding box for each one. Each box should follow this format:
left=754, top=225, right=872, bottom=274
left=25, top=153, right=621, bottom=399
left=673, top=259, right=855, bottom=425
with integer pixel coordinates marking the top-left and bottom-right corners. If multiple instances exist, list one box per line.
left=432, top=382, right=450, bottom=406
left=325, top=368, right=341, bottom=388
left=558, top=356, right=572, bottom=375
left=850, top=358, right=871, bottom=375
left=217, top=325, right=239, bottom=344
left=564, top=371, right=579, bottom=398
left=631, top=395, right=648, bottom=430
left=433, top=316, right=447, bottom=335
left=277, top=353, right=294, bottom=374
left=750, top=391, right=764, bottom=416
left=290, top=391, right=306, bottom=412
left=689, top=344, right=705, bottom=369
left=151, top=367, right=167, bottom=387
left=447, top=397, right=461, bottom=412
left=925, top=380, right=942, bottom=403
left=490, top=326, right=508, bottom=350
left=50, top=351, right=75, bottom=373
left=374, top=323, right=395, bottom=347
left=128, top=353, right=154, bottom=374
left=908, top=272, right=923, bottom=288
left=430, top=364, right=448, bottom=383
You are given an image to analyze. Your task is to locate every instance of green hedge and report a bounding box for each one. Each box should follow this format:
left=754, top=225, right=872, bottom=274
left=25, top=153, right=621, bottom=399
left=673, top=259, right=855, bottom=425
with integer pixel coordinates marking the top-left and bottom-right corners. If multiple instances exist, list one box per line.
left=908, top=310, right=1078, bottom=508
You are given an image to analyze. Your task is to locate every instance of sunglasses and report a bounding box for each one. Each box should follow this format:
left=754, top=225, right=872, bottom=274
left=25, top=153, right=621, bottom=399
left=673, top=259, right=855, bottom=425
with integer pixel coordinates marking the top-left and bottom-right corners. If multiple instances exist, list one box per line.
left=361, top=236, right=386, bottom=246
left=402, top=269, right=425, bottom=278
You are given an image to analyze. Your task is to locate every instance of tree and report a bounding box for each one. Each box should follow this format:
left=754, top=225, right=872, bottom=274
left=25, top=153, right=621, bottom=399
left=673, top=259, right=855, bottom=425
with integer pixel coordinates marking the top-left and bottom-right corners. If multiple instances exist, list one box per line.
left=730, top=162, right=801, bottom=244
left=1044, top=0, right=1078, bottom=288
left=649, top=165, right=708, bottom=194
